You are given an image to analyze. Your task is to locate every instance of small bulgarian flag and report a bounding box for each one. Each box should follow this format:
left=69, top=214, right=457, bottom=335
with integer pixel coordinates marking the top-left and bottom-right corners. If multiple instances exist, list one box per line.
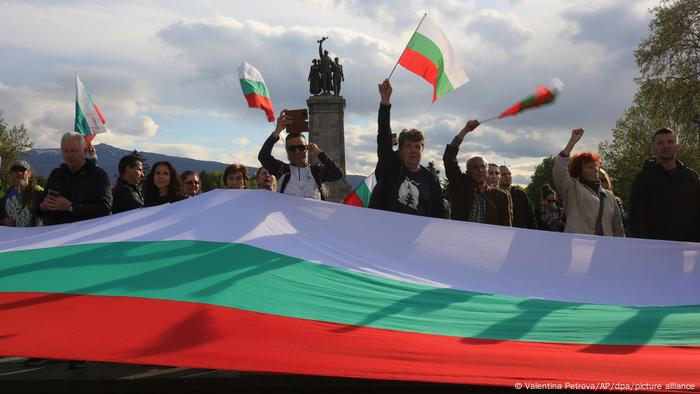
left=342, top=173, right=377, bottom=208
left=397, top=15, right=469, bottom=102
left=74, top=74, right=107, bottom=147
left=238, top=62, right=275, bottom=122
left=497, top=80, right=563, bottom=119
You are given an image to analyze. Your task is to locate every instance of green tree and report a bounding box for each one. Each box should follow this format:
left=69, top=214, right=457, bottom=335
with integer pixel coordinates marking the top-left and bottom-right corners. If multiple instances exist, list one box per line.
left=0, top=119, right=33, bottom=189
left=599, top=0, right=700, bottom=206
left=199, top=170, right=224, bottom=192
left=525, top=156, right=555, bottom=205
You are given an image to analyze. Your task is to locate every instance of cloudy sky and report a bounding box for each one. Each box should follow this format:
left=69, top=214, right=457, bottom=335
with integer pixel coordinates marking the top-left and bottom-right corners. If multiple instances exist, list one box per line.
left=0, top=0, right=658, bottom=184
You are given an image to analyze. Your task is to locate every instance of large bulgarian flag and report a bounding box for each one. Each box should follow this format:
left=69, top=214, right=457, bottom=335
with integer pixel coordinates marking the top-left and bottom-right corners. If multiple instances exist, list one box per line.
left=1, top=190, right=699, bottom=389
left=74, top=74, right=107, bottom=146
left=238, top=62, right=275, bottom=122
left=342, top=172, right=376, bottom=207
left=398, top=15, right=469, bottom=102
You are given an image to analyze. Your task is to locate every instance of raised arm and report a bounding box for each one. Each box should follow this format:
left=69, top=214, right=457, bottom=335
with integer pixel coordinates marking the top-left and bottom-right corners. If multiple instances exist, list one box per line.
left=377, top=79, right=394, bottom=163
left=443, top=119, right=480, bottom=182
left=308, top=143, right=344, bottom=182
left=258, top=109, right=292, bottom=178
left=552, top=128, right=584, bottom=200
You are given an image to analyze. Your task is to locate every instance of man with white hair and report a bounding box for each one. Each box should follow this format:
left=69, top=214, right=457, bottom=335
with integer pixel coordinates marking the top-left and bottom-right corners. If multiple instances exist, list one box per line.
left=443, top=122, right=511, bottom=226
left=39, top=132, right=112, bottom=226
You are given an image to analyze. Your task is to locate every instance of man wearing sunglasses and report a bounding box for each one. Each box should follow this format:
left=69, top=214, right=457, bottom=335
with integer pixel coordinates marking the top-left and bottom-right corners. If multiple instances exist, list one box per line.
left=258, top=110, right=343, bottom=200
left=181, top=170, right=202, bottom=197
left=0, top=160, right=43, bottom=227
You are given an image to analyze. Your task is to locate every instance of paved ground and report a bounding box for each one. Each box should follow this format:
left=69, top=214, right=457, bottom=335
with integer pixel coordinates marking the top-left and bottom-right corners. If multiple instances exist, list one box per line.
left=0, top=356, right=519, bottom=393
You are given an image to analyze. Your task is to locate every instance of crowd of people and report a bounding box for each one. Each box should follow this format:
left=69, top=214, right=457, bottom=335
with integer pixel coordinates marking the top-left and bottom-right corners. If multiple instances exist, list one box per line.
left=2, top=79, right=699, bottom=245
left=1, top=78, right=699, bottom=369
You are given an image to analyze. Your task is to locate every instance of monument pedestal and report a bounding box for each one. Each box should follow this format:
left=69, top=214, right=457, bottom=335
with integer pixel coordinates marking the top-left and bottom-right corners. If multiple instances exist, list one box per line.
left=306, top=95, right=351, bottom=203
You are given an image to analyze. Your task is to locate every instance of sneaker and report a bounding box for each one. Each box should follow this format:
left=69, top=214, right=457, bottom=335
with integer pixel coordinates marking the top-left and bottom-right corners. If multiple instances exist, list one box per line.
left=67, top=360, right=88, bottom=369
left=23, top=358, right=48, bottom=367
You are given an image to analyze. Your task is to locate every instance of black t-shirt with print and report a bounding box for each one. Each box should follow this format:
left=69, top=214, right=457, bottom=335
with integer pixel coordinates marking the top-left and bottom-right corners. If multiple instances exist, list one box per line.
left=393, top=167, right=430, bottom=216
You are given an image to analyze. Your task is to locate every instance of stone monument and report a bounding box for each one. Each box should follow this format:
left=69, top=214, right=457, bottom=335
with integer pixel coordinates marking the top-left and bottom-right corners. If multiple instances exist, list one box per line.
left=307, top=37, right=352, bottom=202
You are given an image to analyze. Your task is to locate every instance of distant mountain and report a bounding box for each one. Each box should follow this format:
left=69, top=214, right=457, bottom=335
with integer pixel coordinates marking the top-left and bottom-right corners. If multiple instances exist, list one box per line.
left=26, top=143, right=367, bottom=189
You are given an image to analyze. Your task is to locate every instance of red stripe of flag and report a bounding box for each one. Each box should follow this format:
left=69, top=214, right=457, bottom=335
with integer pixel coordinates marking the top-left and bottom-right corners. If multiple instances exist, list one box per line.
left=0, top=292, right=698, bottom=388
left=398, top=47, right=439, bottom=102
left=244, top=94, right=275, bottom=122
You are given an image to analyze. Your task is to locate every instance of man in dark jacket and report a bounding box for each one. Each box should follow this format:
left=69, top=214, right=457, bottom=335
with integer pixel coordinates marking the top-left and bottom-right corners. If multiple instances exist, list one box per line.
left=258, top=110, right=343, bottom=200
left=443, top=122, right=511, bottom=226
left=499, top=165, right=536, bottom=229
left=368, top=80, right=445, bottom=218
left=112, top=154, right=144, bottom=214
left=39, top=132, right=112, bottom=225
left=629, top=128, right=700, bottom=242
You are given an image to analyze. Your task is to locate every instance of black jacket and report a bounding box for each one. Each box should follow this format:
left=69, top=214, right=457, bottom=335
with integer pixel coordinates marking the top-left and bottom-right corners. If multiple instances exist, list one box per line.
left=509, top=186, right=536, bottom=229
left=143, top=193, right=187, bottom=207
left=368, top=104, right=446, bottom=219
left=112, top=177, right=144, bottom=214
left=258, top=133, right=344, bottom=200
left=40, top=159, right=112, bottom=225
left=629, top=158, right=700, bottom=242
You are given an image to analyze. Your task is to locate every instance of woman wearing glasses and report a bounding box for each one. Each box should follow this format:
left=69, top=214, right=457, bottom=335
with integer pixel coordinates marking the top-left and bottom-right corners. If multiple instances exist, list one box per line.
left=535, top=184, right=564, bottom=232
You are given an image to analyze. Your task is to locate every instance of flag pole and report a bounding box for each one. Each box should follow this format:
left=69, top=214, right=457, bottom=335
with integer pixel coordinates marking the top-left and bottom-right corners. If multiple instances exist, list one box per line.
left=387, top=12, right=428, bottom=80
left=479, top=116, right=499, bottom=123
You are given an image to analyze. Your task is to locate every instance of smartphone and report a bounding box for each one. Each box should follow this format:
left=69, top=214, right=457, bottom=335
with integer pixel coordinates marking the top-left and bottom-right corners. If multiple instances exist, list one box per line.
left=285, top=109, right=309, bottom=133
left=47, top=189, right=60, bottom=197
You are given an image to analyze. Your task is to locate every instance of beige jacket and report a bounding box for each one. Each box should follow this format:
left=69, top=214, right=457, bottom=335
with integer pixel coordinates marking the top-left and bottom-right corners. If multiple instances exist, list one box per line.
left=553, top=154, right=624, bottom=237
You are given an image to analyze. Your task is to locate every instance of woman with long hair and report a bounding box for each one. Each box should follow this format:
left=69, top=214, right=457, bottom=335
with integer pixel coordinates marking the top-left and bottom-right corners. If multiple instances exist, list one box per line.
left=552, top=128, right=624, bottom=236
left=143, top=161, right=186, bottom=207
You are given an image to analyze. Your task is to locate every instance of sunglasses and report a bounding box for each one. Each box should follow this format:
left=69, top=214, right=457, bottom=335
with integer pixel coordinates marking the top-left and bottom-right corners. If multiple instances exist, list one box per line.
left=546, top=199, right=557, bottom=203
left=286, top=144, right=307, bottom=153
left=11, top=167, right=27, bottom=173
left=185, top=180, right=200, bottom=186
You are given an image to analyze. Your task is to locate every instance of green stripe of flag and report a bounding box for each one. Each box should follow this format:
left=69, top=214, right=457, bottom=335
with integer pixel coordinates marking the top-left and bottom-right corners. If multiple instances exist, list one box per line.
left=406, top=32, right=455, bottom=97
left=0, top=240, right=698, bottom=346
left=74, top=102, right=91, bottom=136
left=240, top=79, right=270, bottom=98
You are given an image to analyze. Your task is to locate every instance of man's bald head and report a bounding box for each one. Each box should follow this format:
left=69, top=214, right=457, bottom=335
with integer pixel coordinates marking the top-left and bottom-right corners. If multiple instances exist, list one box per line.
left=466, top=156, right=488, bottom=185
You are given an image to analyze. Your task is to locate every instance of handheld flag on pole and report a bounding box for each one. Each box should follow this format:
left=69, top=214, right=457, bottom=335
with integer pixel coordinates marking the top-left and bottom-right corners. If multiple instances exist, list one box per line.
left=74, top=74, right=107, bottom=147
left=238, top=62, right=275, bottom=122
left=390, top=14, right=469, bottom=102
left=481, top=79, right=564, bottom=123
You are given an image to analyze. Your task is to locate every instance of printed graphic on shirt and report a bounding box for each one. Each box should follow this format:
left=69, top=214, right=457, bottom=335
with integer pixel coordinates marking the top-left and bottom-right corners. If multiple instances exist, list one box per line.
left=397, top=177, right=420, bottom=210
left=4, top=191, right=32, bottom=227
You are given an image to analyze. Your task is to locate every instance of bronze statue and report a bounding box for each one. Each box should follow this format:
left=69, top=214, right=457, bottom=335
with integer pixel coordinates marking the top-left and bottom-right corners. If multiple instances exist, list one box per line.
left=317, top=37, right=333, bottom=95
left=332, top=57, right=344, bottom=96
left=308, top=59, right=321, bottom=95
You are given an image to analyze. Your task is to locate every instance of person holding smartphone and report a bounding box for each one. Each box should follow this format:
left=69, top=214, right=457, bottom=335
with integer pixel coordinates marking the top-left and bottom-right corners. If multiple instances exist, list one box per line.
left=39, top=132, right=112, bottom=225
left=257, top=109, right=343, bottom=200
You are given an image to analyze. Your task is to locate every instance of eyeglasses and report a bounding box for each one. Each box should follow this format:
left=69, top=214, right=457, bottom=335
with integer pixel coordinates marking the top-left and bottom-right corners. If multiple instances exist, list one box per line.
left=546, top=199, right=557, bottom=203
left=186, top=180, right=200, bottom=186
left=11, top=167, right=27, bottom=173
left=286, top=144, right=307, bottom=153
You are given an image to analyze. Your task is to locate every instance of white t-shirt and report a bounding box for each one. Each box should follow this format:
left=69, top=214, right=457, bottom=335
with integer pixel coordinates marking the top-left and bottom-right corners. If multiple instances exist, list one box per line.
left=278, top=165, right=322, bottom=200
